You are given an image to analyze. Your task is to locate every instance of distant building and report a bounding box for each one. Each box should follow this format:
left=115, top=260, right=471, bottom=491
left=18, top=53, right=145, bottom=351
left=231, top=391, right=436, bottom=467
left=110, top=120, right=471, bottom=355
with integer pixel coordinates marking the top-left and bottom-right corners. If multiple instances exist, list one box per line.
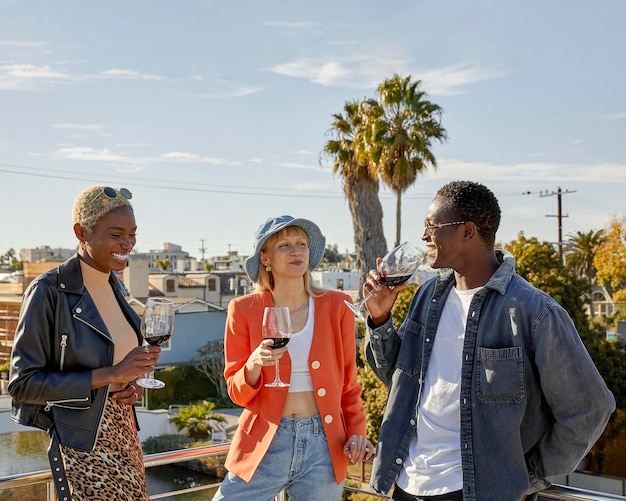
left=145, top=242, right=199, bottom=273
left=19, top=245, right=74, bottom=263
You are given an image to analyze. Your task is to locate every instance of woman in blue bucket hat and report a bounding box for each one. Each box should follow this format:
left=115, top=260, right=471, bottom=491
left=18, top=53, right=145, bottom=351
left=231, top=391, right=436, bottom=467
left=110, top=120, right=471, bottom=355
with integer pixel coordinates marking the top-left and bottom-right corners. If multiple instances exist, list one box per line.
left=212, top=215, right=374, bottom=501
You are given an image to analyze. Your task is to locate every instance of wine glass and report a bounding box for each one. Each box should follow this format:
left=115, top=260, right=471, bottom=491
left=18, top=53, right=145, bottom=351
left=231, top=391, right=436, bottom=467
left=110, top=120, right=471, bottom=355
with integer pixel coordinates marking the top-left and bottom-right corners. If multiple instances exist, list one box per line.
left=136, top=298, right=175, bottom=389
left=345, top=241, right=427, bottom=320
left=262, top=306, right=292, bottom=388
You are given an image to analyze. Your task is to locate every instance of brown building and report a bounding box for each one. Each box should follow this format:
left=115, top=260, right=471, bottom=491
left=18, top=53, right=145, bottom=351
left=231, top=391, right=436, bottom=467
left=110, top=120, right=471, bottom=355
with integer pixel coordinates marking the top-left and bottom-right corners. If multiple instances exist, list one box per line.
left=0, top=262, right=61, bottom=364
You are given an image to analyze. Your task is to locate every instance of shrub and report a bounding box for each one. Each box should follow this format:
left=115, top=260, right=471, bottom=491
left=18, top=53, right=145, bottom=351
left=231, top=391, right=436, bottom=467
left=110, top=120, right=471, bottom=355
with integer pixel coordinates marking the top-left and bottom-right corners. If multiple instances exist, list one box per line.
left=142, top=434, right=196, bottom=454
left=169, top=400, right=226, bottom=440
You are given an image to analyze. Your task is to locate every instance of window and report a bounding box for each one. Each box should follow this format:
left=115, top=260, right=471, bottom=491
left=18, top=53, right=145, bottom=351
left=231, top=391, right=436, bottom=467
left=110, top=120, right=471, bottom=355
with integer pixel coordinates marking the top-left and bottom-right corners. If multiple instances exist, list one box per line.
left=208, top=278, right=217, bottom=291
left=166, top=279, right=176, bottom=293
left=336, top=279, right=344, bottom=290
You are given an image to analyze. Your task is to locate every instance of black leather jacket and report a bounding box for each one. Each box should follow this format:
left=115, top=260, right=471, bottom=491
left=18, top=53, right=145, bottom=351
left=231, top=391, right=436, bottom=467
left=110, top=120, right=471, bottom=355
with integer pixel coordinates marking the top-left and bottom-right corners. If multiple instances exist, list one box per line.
left=8, top=254, right=142, bottom=452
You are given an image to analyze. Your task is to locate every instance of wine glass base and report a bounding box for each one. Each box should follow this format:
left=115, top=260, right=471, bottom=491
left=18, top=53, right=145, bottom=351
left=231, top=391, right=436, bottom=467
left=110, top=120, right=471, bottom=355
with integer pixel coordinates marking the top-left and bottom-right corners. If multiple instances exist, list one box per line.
left=343, top=299, right=365, bottom=321
left=264, top=381, right=290, bottom=388
left=136, top=378, right=165, bottom=389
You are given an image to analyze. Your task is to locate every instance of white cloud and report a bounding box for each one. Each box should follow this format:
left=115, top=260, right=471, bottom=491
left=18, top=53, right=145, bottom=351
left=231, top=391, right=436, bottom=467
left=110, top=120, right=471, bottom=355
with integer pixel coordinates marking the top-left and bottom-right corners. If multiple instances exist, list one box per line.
left=52, top=146, right=136, bottom=164
left=599, top=112, right=626, bottom=121
left=265, top=21, right=318, bottom=29
left=418, top=63, right=509, bottom=96
left=188, top=86, right=264, bottom=98
left=52, top=123, right=110, bottom=131
left=435, top=159, right=626, bottom=183
left=270, top=56, right=507, bottom=94
left=98, top=69, right=165, bottom=81
left=275, top=161, right=323, bottom=171
left=0, top=40, right=48, bottom=48
left=158, top=152, right=242, bottom=165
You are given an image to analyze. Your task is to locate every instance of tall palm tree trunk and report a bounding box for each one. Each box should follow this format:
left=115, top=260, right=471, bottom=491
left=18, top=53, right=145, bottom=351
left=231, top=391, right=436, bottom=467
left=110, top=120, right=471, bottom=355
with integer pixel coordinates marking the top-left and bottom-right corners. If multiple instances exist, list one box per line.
left=394, top=190, right=402, bottom=248
left=344, top=176, right=387, bottom=292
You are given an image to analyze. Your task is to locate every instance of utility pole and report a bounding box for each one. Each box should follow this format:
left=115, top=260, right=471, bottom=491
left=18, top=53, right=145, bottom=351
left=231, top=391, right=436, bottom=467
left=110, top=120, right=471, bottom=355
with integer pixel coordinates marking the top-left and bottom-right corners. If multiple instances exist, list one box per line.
left=199, top=239, right=207, bottom=262
left=539, top=187, right=577, bottom=261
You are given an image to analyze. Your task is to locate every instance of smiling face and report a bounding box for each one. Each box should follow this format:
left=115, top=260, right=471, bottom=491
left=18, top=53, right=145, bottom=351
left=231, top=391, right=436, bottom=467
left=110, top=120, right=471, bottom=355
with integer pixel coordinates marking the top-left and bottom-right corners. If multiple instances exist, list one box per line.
left=421, top=196, right=468, bottom=270
left=75, top=205, right=137, bottom=273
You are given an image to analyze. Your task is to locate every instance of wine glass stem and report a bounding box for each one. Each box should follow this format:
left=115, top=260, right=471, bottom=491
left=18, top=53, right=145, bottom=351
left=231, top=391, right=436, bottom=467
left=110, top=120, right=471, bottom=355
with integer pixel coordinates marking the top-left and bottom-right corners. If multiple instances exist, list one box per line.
left=355, top=284, right=379, bottom=310
left=274, top=361, right=282, bottom=384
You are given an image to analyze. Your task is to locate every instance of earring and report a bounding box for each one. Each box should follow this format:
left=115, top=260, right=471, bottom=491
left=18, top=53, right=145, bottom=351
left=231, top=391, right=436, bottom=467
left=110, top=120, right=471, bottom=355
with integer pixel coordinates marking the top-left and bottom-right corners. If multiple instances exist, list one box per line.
left=79, top=241, right=87, bottom=251
left=265, top=265, right=271, bottom=272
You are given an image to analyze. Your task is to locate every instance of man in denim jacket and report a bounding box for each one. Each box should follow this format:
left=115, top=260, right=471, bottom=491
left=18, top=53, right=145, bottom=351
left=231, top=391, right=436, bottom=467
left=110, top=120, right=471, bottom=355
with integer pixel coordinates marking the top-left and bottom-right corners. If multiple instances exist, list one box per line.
left=364, top=181, right=615, bottom=501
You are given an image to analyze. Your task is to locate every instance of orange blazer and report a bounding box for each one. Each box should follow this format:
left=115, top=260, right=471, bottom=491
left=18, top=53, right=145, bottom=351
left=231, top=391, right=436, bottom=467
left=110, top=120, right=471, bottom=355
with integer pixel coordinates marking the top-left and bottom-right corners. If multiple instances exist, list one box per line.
left=223, top=289, right=366, bottom=483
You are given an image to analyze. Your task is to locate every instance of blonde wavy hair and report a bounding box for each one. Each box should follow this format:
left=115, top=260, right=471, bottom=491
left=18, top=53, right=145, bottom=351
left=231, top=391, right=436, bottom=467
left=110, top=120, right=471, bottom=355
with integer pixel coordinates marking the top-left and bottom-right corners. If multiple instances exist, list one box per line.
left=72, top=185, right=133, bottom=233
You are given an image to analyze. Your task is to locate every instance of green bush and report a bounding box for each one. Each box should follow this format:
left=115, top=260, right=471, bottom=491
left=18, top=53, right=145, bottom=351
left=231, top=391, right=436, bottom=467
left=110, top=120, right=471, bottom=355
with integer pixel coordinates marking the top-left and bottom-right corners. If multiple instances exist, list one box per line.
left=142, top=434, right=196, bottom=454
left=147, top=364, right=219, bottom=409
left=169, top=400, right=226, bottom=440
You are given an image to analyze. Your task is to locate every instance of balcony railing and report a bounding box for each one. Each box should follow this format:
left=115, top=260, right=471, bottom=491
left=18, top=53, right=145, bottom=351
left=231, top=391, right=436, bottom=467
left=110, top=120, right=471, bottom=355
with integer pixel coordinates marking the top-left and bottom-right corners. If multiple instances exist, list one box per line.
left=0, top=442, right=625, bottom=500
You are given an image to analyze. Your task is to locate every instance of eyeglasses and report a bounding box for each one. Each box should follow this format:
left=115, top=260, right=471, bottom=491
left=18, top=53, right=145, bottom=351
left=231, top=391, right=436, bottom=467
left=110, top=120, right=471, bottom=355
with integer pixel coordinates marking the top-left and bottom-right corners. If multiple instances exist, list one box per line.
left=423, top=220, right=466, bottom=236
left=89, top=186, right=132, bottom=204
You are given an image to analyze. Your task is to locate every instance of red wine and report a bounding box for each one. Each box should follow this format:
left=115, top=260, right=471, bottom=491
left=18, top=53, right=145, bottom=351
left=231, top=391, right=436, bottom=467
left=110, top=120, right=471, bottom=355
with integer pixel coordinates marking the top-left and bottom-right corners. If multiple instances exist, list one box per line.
left=145, top=334, right=172, bottom=346
left=381, top=274, right=412, bottom=286
left=268, top=337, right=290, bottom=349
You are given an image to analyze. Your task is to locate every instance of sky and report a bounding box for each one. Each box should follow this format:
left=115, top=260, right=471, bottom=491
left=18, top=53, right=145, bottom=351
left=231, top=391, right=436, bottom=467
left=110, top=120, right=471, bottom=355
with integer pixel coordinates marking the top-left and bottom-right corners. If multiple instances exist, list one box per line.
left=1, top=1, right=625, bottom=262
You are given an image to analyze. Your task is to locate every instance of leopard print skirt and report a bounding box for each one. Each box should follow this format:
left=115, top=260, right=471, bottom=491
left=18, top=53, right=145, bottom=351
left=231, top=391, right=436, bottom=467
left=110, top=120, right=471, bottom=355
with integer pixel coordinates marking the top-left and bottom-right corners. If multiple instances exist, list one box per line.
left=60, top=397, right=149, bottom=500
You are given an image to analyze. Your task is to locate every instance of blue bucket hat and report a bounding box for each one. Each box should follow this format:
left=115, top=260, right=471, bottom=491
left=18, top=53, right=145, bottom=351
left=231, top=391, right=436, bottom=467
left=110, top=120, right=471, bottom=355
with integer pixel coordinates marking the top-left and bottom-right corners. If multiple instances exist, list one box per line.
left=244, top=215, right=326, bottom=282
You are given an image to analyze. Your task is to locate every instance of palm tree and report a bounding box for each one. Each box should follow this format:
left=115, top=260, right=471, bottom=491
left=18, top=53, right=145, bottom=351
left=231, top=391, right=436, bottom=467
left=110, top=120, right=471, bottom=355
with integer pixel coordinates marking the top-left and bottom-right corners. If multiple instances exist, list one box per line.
left=372, top=74, right=448, bottom=247
left=321, top=99, right=388, bottom=288
left=566, top=229, right=604, bottom=316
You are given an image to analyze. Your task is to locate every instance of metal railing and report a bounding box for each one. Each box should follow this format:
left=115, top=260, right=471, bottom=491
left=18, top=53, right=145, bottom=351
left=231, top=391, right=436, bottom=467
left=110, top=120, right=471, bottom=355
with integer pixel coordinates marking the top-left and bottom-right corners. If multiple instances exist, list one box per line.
left=1, top=442, right=625, bottom=500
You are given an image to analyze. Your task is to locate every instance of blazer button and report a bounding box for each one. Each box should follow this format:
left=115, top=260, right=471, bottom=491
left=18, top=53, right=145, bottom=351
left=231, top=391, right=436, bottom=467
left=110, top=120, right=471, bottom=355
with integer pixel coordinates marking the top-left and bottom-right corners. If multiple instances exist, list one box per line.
left=76, top=307, right=82, bottom=314
left=324, top=415, right=333, bottom=424
left=311, top=360, right=321, bottom=370
left=317, top=388, right=327, bottom=397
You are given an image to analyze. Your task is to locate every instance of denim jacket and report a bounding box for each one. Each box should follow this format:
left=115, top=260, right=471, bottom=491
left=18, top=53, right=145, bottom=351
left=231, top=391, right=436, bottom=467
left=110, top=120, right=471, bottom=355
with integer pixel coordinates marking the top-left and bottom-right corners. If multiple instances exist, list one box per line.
left=365, top=252, right=615, bottom=501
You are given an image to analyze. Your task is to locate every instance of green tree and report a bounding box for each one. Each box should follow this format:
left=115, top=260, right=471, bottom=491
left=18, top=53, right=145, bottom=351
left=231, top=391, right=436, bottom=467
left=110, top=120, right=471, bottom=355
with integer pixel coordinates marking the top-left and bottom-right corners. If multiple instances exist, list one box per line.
left=594, top=216, right=626, bottom=293
left=0, top=248, right=17, bottom=267
left=192, top=340, right=228, bottom=400
left=505, top=233, right=589, bottom=328
left=371, top=74, right=448, bottom=247
left=566, top=229, right=604, bottom=317
left=154, top=258, right=171, bottom=272
left=323, top=243, right=343, bottom=264
left=169, top=400, right=226, bottom=440
left=322, top=99, right=388, bottom=287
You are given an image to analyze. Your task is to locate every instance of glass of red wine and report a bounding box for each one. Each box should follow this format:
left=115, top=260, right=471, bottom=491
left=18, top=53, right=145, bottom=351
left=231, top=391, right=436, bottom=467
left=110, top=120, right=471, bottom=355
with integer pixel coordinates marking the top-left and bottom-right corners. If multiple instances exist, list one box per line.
left=262, top=306, right=292, bottom=388
left=136, top=298, right=175, bottom=389
left=345, top=241, right=427, bottom=320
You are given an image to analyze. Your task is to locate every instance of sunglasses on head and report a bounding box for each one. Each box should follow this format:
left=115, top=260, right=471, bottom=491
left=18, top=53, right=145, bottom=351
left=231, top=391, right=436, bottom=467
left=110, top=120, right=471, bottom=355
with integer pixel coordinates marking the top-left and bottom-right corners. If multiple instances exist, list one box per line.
left=90, top=186, right=132, bottom=204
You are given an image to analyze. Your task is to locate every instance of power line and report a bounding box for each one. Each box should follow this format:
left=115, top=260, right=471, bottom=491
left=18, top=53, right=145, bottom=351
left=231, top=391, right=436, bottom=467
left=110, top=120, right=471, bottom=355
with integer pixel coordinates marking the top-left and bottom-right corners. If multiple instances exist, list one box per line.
left=535, top=187, right=577, bottom=261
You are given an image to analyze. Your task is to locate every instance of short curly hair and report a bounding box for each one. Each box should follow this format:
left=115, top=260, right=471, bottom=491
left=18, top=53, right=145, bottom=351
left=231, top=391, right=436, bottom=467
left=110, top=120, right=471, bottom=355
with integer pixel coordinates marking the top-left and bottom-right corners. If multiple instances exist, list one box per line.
left=72, top=185, right=133, bottom=233
left=435, top=180, right=501, bottom=246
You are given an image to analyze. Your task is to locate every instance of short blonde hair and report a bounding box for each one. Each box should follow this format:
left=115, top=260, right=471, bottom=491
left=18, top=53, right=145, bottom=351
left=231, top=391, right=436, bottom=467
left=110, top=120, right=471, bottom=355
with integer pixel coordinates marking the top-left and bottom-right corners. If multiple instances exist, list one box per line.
left=72, top=185, right=133, bottom=233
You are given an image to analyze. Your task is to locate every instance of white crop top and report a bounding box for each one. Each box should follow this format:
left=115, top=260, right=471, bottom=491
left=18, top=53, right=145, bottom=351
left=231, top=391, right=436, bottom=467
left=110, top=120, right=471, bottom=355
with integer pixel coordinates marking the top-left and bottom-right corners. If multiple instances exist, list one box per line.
left=287, top=297, right=314, bottom=393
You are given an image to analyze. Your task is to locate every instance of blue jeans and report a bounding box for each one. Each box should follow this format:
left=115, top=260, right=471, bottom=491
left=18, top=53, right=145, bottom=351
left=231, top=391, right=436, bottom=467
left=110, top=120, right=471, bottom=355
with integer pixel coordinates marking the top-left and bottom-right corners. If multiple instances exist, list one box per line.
left=212, top=415, right=344, bottom=501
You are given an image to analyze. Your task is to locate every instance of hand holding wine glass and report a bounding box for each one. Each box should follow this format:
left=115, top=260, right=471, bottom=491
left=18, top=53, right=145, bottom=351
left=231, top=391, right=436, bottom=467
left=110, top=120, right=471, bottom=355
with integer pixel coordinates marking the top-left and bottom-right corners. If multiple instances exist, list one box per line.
left=136, top=298, right=175, bottom=389
left=262, top=306, right=292, bottom=387
left=345, top=241, right=427, bottom=320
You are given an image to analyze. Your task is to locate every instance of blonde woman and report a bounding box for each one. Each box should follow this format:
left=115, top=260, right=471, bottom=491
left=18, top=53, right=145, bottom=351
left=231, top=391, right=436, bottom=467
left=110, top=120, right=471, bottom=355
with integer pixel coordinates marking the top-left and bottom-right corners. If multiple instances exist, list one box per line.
left=213, top=215, right=374, bottom=501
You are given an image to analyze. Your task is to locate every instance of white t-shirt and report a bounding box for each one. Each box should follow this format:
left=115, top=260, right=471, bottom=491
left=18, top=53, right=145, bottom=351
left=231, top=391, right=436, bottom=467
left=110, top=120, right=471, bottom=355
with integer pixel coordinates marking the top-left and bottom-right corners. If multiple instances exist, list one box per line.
left=397, top=286, right=481, bottom=496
